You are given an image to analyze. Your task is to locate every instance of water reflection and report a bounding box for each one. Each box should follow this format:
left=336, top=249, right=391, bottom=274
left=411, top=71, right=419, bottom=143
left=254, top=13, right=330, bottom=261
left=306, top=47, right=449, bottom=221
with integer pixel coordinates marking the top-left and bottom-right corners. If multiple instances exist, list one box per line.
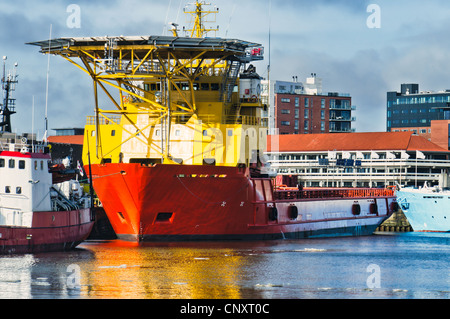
left=1, top=234, right=449, bottom=299
left=79, top=240, right=273, bottom=299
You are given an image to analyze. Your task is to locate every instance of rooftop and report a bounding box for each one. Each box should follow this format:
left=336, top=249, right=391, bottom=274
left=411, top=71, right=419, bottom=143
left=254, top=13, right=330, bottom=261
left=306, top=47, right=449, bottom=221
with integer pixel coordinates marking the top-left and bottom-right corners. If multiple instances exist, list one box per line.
left=47, top=135, right=84, bottom=145
left=267, top=132, right=449, bottom=153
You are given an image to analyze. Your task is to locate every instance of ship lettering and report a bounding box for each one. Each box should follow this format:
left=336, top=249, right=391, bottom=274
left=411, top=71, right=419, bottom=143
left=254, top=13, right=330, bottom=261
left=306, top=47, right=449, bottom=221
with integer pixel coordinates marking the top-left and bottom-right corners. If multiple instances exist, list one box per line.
left=180, top=303, right=214, bottom=316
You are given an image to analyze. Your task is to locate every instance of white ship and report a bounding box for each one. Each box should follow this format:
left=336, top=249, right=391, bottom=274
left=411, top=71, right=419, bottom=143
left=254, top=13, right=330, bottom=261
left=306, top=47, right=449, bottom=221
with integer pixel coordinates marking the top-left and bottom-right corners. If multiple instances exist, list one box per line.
left=397, top=186, right=450, bottom=232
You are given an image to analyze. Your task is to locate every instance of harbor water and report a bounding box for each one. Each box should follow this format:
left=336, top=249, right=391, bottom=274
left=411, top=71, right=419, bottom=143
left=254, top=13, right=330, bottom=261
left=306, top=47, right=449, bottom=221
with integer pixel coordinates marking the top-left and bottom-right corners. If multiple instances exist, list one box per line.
left=0, top=232, right=449, bottom=299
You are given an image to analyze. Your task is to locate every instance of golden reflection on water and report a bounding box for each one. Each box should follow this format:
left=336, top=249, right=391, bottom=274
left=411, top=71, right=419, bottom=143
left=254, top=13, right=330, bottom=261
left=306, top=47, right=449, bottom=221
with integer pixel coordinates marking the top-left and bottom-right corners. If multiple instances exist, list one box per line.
left=77, top=240, right=257, bottom=299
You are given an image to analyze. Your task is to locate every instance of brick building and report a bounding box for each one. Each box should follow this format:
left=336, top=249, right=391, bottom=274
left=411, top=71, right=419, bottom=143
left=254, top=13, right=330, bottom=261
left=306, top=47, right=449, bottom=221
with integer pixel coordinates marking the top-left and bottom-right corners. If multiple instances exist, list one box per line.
left=262, top=75, right=355, bottom=135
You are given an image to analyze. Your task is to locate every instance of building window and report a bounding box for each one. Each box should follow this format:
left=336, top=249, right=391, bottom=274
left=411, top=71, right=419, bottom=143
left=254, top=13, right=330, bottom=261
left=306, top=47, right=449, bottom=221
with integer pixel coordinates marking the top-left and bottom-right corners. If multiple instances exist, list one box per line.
left=294, top=120, right=299, bottom=130
left=19, top=160, right=25, bottom=169
left=281, top=98, right=290, bottom=103
left=321, top=121, right=325, bottom=131
left=305, top=98, right=309, bottom=107
left=321, top=99, right=326, bottom=108
left=281, top=109, right=290, bottom=114
left=9, top=159, right=15, bottom=169
left=330, top=99, right=336, bottom=108
left=295, top=109, right=299, bottom=119
left=281, top=121, right=290, bottom=126
left=304, top=120, right=309, bottom=130
left=295, top=97, right=299, bottom=107
left=16, top=187, right=22, bottom=195
left=0, top=158, right=5, bottom=168
left=321, top=110, right=325, bottom=119
left=5, top=186, right=11, bottom=194
left=304, top=109, right=309, bottom=119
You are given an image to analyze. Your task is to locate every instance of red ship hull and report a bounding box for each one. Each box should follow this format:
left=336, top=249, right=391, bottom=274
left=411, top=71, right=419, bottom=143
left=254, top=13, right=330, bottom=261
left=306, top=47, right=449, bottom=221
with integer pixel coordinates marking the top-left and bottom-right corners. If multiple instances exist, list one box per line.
left=87, top=163, right=396, bottom=242
left=0, top=208, right=94, bottom=254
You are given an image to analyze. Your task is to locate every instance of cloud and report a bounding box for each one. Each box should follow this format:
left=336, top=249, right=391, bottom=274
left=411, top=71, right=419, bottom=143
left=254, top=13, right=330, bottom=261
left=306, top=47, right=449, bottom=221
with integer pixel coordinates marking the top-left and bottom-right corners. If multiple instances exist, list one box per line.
left=4, top=0, right=450, bottom=136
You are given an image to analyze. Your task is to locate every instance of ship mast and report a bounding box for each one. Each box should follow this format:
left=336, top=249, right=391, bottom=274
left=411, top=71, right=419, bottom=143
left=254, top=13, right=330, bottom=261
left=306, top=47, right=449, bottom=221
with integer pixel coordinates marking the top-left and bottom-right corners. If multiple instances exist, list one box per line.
left=183, top=1, right=219, bottom=38
left=0, top=56, right=18, bottom=133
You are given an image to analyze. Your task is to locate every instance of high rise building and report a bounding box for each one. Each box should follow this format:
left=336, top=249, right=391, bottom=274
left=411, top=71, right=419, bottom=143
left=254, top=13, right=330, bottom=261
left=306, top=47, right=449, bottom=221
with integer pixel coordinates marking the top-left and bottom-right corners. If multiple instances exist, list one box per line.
left=387, top=83, right=450, bottom=137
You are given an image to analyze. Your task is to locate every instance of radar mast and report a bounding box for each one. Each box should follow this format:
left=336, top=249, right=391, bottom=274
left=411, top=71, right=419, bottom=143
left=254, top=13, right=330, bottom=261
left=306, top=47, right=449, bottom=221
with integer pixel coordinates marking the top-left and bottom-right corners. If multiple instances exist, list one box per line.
left=0, top=56, right=18, bottom=133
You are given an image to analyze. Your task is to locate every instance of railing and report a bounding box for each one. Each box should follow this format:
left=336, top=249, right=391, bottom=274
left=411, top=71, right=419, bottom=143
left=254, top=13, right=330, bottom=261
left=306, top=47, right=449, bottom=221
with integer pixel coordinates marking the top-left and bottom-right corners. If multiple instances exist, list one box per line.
left=86, top=115, right=122, bottom=125
left=274, top=188, right=395, bottom=200
left=0, top=135, right=47, bottom=154
left=223, top=115, right=267, bottom=126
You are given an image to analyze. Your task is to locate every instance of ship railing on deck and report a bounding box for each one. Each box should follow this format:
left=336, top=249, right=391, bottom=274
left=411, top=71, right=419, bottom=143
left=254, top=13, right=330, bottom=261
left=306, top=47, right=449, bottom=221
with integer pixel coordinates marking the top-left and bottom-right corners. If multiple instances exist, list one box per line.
left=86, top=115, right=121, bottom=125
left=274, top=188, right=395, bottom=200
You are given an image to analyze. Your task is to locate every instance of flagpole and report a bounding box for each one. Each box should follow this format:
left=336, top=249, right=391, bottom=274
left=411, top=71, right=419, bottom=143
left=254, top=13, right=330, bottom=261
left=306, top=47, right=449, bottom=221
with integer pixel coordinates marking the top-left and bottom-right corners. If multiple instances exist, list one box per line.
left=415, top=156, right=417, bottom=188
left=370, top=151, right=372, bottom=188
left=415, top=151, right=418, bottom=188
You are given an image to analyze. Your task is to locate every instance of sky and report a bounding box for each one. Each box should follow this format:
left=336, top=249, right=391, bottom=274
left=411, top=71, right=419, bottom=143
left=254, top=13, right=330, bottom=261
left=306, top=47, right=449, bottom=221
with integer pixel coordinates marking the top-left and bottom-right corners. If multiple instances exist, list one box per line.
left=2, top=0, right=450, bottom=136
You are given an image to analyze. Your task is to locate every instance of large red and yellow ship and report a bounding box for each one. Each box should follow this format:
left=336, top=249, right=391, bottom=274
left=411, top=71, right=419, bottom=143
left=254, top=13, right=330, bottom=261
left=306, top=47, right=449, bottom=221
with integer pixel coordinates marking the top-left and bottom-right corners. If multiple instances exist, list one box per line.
left=29, top=1, right=395, bottom=241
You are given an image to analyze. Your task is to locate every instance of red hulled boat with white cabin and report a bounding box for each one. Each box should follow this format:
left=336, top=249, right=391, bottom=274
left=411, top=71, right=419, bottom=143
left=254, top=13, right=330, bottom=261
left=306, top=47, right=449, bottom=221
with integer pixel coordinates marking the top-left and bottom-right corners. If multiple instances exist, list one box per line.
left=0, top=58, right=94, bottom=254
left=0, top=136, right=94, bottom=253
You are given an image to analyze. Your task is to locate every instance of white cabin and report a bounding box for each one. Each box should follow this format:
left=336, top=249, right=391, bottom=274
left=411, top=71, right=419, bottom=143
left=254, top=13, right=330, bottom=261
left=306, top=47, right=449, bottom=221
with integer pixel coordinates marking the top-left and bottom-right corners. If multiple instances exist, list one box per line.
left=0, top=141, right=52, bottom=227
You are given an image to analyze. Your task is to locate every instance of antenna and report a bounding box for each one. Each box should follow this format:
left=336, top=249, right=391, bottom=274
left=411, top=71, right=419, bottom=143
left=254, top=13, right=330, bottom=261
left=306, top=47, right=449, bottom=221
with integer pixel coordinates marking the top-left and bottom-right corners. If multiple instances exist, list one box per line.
left=163, top=0, right=173, bottom=35
left=183, top=1, right=219, bottom=38
left=43, top=24, right=52, bottom=143
left=32, top=96, right=34, bottom=150
left=267, top=0, right=272, bottom=134
left=225, top=3, right=237, bottom=37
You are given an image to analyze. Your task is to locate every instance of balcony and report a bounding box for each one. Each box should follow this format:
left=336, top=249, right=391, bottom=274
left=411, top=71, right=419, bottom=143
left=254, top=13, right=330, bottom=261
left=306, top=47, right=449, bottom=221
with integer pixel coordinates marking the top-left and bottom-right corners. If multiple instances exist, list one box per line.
left=329, top=127, right=354, bottom=133
left=329, top=116, right=352, bottom=121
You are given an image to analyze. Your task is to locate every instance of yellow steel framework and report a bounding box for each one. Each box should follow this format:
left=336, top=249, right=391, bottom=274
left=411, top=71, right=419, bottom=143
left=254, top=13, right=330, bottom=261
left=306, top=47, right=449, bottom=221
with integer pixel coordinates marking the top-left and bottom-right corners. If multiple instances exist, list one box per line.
left=28, top=1, right=264, bottom=165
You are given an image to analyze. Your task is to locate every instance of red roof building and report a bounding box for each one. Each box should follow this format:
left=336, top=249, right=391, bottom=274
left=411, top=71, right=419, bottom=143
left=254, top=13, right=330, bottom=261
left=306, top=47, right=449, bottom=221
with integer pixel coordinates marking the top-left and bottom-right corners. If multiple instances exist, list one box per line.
left=265, top=132, right=450, bottom=188
left=47, top=135, right=84, bottom=145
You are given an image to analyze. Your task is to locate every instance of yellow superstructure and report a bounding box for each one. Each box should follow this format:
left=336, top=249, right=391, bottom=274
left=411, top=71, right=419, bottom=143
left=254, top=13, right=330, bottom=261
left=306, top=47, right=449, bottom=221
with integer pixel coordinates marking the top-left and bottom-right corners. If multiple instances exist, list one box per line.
left=28, top=1, right=266, bottom=168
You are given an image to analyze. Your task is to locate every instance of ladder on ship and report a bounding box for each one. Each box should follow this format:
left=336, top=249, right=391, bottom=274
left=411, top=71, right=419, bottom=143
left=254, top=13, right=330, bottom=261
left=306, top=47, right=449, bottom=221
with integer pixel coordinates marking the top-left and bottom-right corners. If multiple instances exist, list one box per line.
left=220, top=60, right=241, bottom=103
